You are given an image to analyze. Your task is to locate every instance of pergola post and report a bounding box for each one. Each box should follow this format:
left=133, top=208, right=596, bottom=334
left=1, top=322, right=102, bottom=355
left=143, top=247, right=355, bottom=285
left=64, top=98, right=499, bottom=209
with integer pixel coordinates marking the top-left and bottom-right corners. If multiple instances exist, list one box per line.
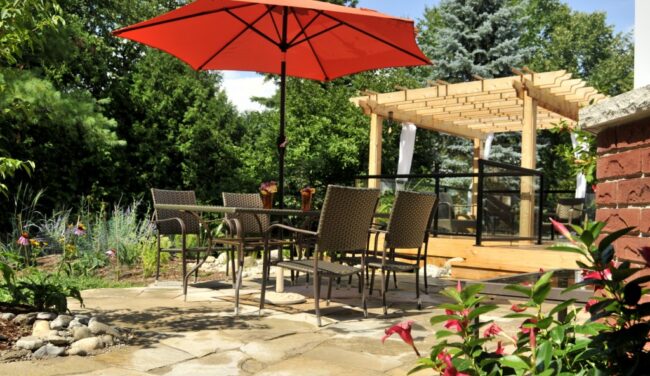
left=472, top=138, right=483, bottom=217
left=368, top=113, right=383, bottom=189
left=519, top=90, right=537, bottom=239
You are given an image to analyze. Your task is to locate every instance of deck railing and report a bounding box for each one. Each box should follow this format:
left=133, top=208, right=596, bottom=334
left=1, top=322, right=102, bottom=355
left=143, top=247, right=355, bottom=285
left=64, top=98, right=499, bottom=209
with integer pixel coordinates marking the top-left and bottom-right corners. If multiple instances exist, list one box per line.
left=353, top=159, right=555, bottom=246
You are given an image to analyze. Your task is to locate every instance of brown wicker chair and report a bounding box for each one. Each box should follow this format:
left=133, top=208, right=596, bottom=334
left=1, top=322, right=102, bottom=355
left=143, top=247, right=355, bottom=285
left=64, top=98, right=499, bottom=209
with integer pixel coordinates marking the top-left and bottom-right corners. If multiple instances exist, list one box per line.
left=259, top=185, right=380, bottom=326
left=216, top=192, right=291, bottom=315
left=150, top=189, right=213, bottom=300
left=366, top=191, right=438, bottom=314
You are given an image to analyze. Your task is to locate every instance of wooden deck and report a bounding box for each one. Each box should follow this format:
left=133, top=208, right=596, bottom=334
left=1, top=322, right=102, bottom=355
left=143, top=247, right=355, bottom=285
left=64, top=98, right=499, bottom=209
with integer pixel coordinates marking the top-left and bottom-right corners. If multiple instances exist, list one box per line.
left=377, top=235, right=584, bottom=280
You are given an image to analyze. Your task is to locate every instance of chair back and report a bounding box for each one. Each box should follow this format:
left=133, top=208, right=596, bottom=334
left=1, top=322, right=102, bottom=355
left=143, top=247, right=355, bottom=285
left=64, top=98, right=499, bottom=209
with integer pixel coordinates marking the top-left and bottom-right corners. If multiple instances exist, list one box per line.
left=222, top=192, right=270, bottom=235
left=385, top=191, right=438, bottom=249
left=151, top=188, right=201, bottom=235
left=555, top=198, right=584, bottom=222
left=317, top=185, right=380, bottom=252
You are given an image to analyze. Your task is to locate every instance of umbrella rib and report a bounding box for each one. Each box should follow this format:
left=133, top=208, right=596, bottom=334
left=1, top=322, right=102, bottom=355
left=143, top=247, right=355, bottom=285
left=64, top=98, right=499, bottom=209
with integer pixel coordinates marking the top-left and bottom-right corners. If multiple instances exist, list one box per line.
left=289, top=8, right=330, bottom=81
left=267, top=5, right=282, bottom=43
left=198, top=7, right=277, bottom=70
left=225, top=7, right=282, bottom=48
left=289, top=23, right=343, bottom=49
left=113, top=3, right=255, bottom=35
left=320, top=13, right=430, bottom=65
left=286, top=10, right=324, bottom=46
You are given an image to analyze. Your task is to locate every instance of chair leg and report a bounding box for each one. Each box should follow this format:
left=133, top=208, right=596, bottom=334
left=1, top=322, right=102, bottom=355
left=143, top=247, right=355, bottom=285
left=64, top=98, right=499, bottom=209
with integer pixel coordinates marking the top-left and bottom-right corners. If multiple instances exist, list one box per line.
left=392, top=271, right=398, bottom=289
left=155, top=249, right=161, bottom=281
left=230, top=246, right=237, bottom=286
left=381, top=269, right=388, bottom=315
left=234, top=245, right=244, bottom=315
left=314, top=272, right=322, bottom=327
left=182, top=251, right=188, bottom=301
left=423, top=257, right=428, bottom=294
left=415, top=267, right=422, bottom=310
left=194, top=253, right=200, bottom=283
left=369, top=268, right=376, bottom=295
left=260, top=245, right=268, bottom=314
left=326, top=277, right=333, bottom=306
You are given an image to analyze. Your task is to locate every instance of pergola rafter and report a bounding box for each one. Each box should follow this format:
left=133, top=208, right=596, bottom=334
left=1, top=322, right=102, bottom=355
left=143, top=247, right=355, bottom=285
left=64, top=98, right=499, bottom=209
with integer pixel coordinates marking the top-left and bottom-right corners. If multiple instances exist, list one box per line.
left=350, top=70, right=606, bottom=241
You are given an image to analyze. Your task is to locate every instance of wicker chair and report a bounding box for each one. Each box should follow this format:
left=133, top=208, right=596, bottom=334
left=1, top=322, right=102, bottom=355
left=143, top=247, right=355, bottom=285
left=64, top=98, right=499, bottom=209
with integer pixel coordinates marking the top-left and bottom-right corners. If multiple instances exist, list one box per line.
left=259, top=185, right=380, bottom=326
left=366, top=191, right=438, bottom=314
left=217, top=192, right=291, bottom=314
left=547, top=198, right=585, bottom=240
left=150, top=189, right=213, bottom=300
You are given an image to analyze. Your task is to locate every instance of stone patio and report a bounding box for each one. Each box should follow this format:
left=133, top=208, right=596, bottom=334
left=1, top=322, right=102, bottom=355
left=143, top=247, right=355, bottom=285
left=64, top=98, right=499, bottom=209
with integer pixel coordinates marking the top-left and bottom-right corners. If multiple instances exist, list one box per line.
left=0, top=272, right=552, bottom=376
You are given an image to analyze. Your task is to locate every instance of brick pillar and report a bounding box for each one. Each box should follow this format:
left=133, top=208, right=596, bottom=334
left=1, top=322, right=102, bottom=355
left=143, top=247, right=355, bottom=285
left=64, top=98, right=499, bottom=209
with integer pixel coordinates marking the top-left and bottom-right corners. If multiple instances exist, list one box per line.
left=594, top=119, right=650, bottom=261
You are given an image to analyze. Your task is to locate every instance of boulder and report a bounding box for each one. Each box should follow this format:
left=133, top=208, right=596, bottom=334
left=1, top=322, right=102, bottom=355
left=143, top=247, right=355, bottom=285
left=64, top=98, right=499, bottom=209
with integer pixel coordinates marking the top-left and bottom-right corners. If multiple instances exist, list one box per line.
left=36, top=312, right=57, bottom=320
left=71, top=326, right=93, bottom=341
left=100, top=335, right=114, bottom=347
left=74, top=315, right=90, bottom=325
left=67, top=337, right=103, bottom=356
left=0, top=348, right=31, bottom=361
left=50, top=314, right=73, bottom=330
left=15, top=336, right=44, bottom=351
left=68, top=319, right=83, bottom=328
left=13, top=313, right=37, bottom=326
left=31, top=320, right=51, bottom=338
left=88, top=319, right=120, bottom=337
left=46, top=332, right=72, bottom=346
left=0, top=313, right=16, bottom=321
left=33, top=344, right=65, bottom=359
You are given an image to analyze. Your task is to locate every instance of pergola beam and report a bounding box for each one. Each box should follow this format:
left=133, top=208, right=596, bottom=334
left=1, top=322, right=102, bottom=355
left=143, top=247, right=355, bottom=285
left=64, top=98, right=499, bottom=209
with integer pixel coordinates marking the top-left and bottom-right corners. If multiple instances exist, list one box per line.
left=513, top=79, right=579, bottom=121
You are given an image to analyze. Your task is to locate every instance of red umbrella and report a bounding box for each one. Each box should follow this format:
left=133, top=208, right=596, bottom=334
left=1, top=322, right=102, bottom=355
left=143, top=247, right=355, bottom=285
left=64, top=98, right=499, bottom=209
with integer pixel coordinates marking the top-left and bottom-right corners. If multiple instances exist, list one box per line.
left=113, top=0, right=430, bottom=206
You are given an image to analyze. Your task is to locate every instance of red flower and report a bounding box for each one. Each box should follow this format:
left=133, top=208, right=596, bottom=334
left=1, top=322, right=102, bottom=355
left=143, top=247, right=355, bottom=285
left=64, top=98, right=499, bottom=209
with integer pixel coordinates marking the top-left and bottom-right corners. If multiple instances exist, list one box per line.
left=483, top=323, right=502, bottom=337
left=437, top=351, right=470, bottom=376
left=550, top=217, right=573, bottom=241
left=520, top=318, right=539, bottom=335
left=637, top=247, right=650, bottom=266
left=510, top=304, right=526, bottom=313
left=456, top=280, right=462, bottom=292
left=382, top=320, right=420, bottom=357
left=584, top=298, right=598, bottom=312
left=582, top=268, right=612, bottom=291
left=444, top=318, right=464, bottom=332
left=495, top=341, right=505, bottom=355
left=529, top=330, right=537, bottom=349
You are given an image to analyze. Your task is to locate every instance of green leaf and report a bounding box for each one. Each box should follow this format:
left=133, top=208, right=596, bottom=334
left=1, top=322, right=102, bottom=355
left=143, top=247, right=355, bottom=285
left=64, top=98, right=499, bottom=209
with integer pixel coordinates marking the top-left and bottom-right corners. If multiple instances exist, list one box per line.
left=460, top=283, right=485, bottom=301
left=548, top=245, right=587, bottom=256
left=549, top=326, right=565, bottom=343
left=408, top=358, right=435, bottom=375
left=430, top=315, right=461, bottom=325
left=536, top=341, right=553, bottom=371
left=533, top=282, right=552, bottom=304
left=467, top=304, right=498, bottom=321
left=441, top=288, right=462, bottom=304
left=533, top=271, right=554, bottom=292
left=549, top=299, right=576, bottom=317
left=504, top=313, right=536, bottom=319
left=500, top=355, right=530, bottom=370
left=598, top=227, right=635, bottom=253
left=504, top=284, right=532, bottom=296
left=435, top=330, right=458, bottom=339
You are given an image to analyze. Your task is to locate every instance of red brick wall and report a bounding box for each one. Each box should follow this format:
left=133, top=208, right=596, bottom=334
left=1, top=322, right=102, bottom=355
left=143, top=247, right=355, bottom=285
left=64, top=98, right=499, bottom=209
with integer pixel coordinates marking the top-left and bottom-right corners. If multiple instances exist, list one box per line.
left=595, top=118, right=650, bottom=262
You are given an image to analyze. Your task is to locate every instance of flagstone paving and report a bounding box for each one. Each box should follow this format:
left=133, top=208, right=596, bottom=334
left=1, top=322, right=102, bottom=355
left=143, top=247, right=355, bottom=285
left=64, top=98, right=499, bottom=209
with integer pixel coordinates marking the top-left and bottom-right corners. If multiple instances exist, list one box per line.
left=0, top=274, right=560, bottom=375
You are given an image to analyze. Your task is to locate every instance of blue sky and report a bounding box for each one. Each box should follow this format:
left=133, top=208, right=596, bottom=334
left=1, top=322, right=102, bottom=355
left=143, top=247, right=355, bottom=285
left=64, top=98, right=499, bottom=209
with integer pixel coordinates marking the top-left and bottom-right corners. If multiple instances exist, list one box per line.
left=225, top=0, right=636, bottom=111
left=358, top=0, right=635, bottom=33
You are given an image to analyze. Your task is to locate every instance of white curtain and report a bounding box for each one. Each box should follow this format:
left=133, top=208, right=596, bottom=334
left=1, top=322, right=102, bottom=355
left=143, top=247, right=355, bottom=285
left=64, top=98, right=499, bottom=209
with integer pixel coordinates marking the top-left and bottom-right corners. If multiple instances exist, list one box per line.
left=396, top=123, right=417, bottom=190
left=570, top=133, right=587, bottom=199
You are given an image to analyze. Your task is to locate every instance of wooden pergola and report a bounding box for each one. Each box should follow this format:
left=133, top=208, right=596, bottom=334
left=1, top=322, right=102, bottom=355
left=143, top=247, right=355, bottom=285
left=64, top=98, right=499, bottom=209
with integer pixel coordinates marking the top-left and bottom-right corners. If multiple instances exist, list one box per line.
left=351, top=70, right=605, bottom=238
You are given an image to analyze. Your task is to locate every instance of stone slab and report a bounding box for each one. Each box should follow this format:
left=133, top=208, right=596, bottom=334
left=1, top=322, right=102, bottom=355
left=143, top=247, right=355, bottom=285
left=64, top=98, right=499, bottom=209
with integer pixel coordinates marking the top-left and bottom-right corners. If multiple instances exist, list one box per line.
left=254, top=355, right=384, bottom=376
left=76, top=367, right=154, bottom=376
left=580, top=85, right=650, bottom=133
left=301, top=345, right=403, bottom=373
left=241, top=332, right=328, bottom=364
left=159, top=330, right=243, bottom=358
left=157, top=351, right=247, bottom=376
left=93, top=344, right=194, bottom=372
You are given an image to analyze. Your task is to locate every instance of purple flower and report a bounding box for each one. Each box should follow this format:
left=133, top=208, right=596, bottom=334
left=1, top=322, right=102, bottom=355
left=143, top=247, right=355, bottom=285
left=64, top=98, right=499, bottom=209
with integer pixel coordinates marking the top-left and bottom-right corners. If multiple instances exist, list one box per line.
left=16, top=232, right=29, bottom=246
left=105, top=249, right=116, bottom=258
left=74, top=223, right=86, bottom=236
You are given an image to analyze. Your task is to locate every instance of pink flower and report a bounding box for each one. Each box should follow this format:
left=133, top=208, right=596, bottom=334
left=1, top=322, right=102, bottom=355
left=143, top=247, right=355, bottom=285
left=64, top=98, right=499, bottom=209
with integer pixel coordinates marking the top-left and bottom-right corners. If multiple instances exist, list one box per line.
left=16, top=232, right=29, bottom=246
left=438, top=351, right=469, bottom=376
left=74, top=223, right=86, bottom=236
left=550, top=218, right=573, bottom=241
left=637, top=247, right=650, bottom=266
left=382, top=320, right=420, bottom=356
left=529, top=329, right=537, bottom=350
left=520, top=318, right=539, bottom=335
left=105, top=249, right=116, bottom=258
left=510, top=304, right=526, bottom=313
left=585, top=298, right=598, bottom=312
left=495, top=341, right=505, bottom=355
left=483, top=323, right=502, bottom=337
left=521, top=281, right=532, bottom=287
left=456, top=280, right=462, bottom=292
left=444, top=318, right=464, bottom=332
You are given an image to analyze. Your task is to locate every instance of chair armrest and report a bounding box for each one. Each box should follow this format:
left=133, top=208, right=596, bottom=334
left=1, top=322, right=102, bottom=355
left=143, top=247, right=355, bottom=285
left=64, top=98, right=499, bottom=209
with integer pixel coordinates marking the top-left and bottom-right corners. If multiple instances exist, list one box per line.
left=266, top=223, right=317, bottom=237
left=155, top=217, right=187, bottom=235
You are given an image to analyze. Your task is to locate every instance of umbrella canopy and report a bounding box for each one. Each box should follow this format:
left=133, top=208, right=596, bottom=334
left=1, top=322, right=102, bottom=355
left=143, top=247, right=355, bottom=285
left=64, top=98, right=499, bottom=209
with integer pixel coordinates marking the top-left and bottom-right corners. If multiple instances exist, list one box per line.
left=113, top=0, right=430, bottom=206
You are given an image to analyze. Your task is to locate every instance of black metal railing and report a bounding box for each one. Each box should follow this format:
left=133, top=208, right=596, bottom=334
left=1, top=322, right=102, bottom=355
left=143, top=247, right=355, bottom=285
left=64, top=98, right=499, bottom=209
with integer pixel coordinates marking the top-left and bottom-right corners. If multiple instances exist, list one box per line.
left=353, top=159, right=549, bottom=246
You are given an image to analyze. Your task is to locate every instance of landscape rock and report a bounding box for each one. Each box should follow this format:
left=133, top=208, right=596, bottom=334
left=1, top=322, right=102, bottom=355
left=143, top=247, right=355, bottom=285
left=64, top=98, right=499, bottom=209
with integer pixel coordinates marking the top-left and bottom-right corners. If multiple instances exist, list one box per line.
left=88, top=319, right=120, bottom=337
left=99, top=335, right=114, bottom=347
left=68, top=319, right=83, bottom=328
left=74, top=315, right=90, bottom=325
left=0, top=348, right=31, bottom=361
left=31, top=320, right=52, bottom=337
left=0, top=313, right=16, bottom=321
left=15, top=336, right=44, bottom=351
left=46, top=332, right=72, bottom=346
left=36, top=312, right=57, bottom=320
left=33, top=344, right=66, bottom=359
left=50, top=314, right=72, bottom=330
left=71, top=326, right=93, bottom=341
left=67, top=337, right=103, bottom=356
left=13, top=313, right=37, bottom=326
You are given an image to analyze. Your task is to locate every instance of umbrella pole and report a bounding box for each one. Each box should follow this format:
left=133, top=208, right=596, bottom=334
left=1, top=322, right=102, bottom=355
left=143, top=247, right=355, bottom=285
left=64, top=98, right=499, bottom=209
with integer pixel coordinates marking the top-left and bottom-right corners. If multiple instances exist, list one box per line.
left=278, top=60, right=286, bottom=209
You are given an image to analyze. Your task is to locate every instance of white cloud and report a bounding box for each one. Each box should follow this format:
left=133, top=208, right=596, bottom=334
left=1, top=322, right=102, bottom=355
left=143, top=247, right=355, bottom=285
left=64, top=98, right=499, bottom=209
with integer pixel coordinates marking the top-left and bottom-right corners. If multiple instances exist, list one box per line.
left=221, top=71, right=276, bottom=112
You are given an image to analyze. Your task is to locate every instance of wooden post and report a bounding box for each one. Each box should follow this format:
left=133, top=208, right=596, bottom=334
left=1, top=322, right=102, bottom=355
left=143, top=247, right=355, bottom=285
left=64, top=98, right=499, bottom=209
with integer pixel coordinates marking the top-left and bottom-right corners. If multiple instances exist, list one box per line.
left=472, top=138, right=483, bottom=217
left=368, top=113, right=383, bottom=189
left=519, top=90, right=537, bottom=239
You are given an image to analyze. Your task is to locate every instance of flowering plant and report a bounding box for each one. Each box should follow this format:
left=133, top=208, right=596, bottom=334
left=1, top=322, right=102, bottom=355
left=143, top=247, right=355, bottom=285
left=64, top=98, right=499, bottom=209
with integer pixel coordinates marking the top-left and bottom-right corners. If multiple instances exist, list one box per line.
left=259, top=181, right=277, bottom=195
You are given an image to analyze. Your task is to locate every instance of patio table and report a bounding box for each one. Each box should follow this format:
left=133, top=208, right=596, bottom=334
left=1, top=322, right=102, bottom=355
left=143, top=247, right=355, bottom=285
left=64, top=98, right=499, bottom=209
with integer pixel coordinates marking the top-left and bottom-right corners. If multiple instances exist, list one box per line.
left=153, top=204, right=320, bottom=293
